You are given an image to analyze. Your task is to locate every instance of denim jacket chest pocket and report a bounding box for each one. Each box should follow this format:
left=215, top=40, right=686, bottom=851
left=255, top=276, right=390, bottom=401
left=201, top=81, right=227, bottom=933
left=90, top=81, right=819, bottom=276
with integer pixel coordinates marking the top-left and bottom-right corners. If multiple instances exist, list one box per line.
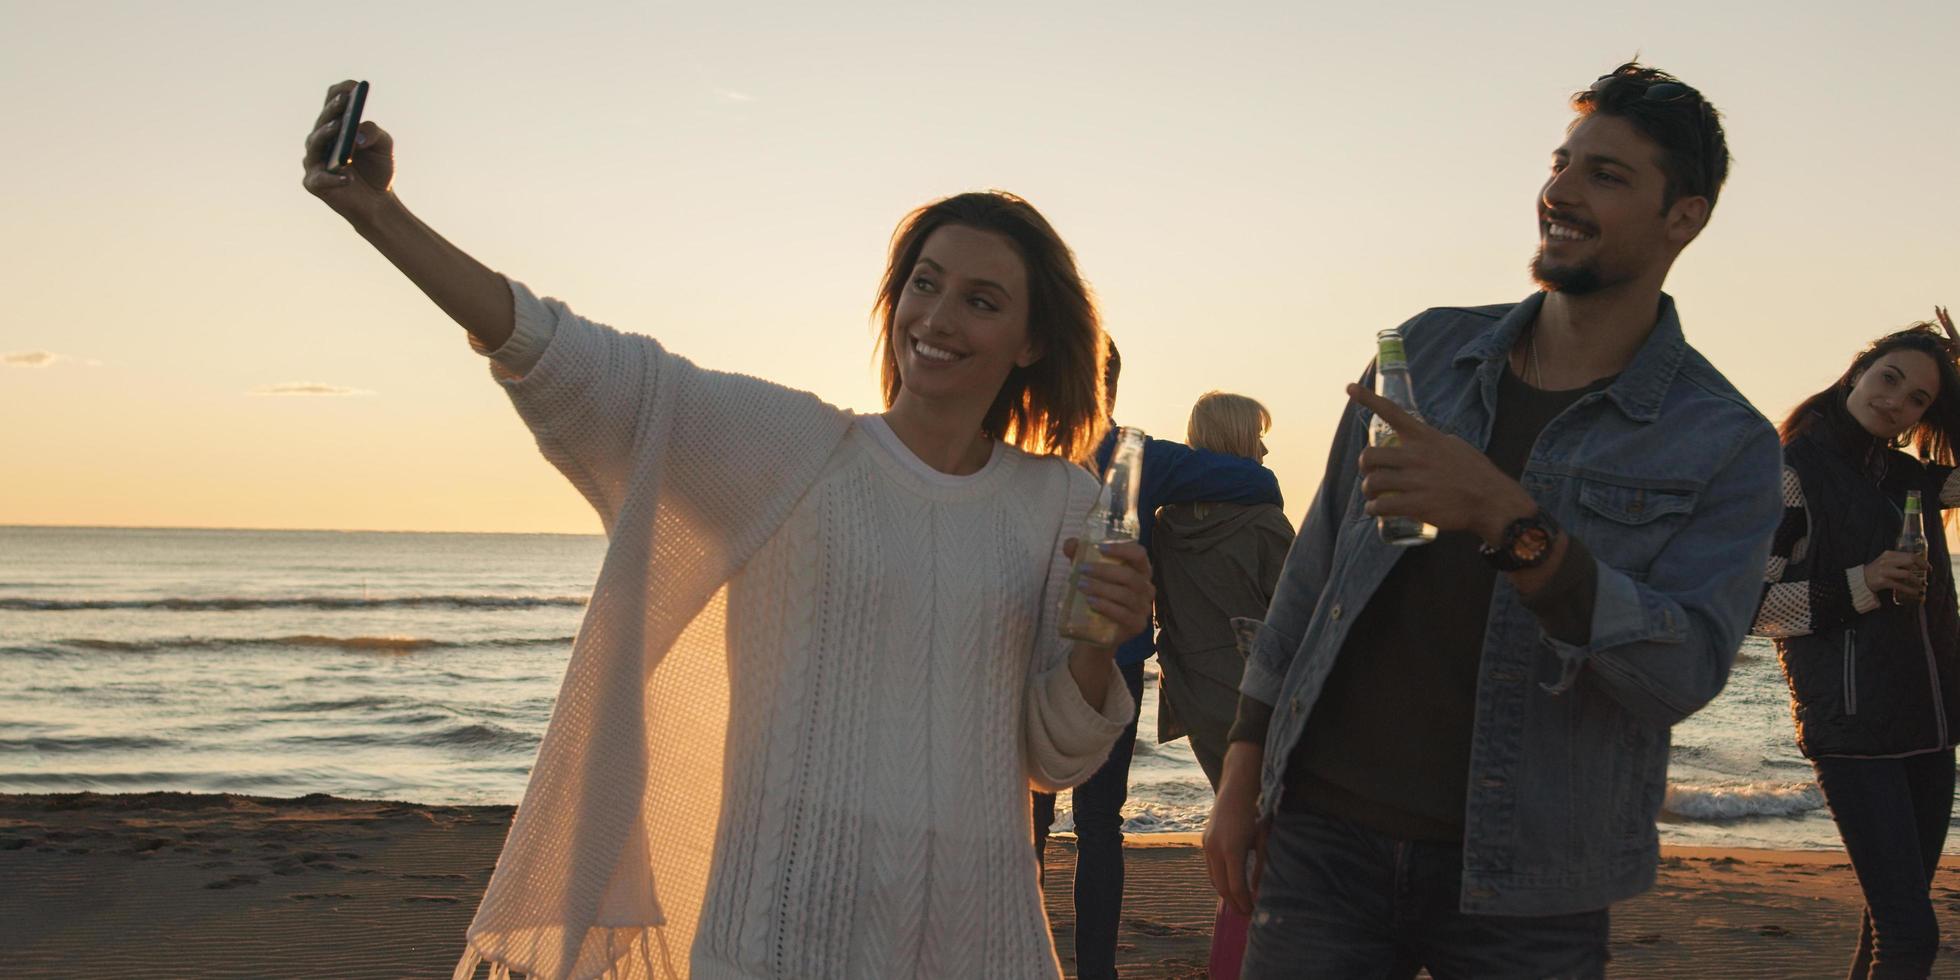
left=1570, top=477, right=1700, bottom=579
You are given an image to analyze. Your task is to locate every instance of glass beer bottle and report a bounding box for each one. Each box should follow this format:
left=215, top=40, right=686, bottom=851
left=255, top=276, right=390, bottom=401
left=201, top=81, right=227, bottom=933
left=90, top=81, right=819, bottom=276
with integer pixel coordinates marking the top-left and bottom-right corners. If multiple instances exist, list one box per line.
left=1893, top=489, right=1929, bottom=606
left=1059, top=426, right=1146, bottom=644
left=1372, top=328, right=1437, bottom=546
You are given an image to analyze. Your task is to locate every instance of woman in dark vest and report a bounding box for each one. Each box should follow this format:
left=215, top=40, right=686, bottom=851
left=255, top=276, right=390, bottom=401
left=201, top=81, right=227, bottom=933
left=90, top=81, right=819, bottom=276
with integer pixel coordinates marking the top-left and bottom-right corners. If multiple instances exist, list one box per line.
left=1754, top=310, right=1960, bottom=979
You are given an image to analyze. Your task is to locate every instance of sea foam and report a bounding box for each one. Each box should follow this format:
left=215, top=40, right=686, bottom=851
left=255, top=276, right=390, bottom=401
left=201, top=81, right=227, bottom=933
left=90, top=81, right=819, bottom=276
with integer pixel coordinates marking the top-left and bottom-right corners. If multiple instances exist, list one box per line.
left=1662, top=780, right=1825, bottom=821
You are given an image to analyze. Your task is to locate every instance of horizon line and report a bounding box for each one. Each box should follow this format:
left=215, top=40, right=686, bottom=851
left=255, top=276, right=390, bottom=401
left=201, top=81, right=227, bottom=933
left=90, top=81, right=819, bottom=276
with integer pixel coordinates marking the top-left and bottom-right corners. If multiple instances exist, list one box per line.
left=0, top=522, right=601, bottom=538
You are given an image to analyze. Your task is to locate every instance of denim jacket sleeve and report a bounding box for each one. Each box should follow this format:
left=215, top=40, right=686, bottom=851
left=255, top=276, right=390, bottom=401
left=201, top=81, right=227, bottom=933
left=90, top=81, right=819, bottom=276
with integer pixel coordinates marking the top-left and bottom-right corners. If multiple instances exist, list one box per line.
left=1241, top=364, right=1372, bottom=707
left=1544, top=418, right=1783, bottom=726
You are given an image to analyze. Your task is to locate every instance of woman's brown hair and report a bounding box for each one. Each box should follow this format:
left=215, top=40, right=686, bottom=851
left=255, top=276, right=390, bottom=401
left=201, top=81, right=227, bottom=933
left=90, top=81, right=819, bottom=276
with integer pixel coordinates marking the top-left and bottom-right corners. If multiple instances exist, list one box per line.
left=1779, top=323, right=1960, bottom=468
left=872, top=191, right=1107, bottom=462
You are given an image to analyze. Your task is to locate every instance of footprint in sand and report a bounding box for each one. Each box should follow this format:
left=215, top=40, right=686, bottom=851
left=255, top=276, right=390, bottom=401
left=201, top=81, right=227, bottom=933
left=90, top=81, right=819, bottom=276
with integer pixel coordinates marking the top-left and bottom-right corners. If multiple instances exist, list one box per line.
left=1123, top=918, right=1203, bottom=938
left=205, top=874, right=261, bottom=890
left=404, top=895, right=461, bottom=904
left=1758, top=924, right=1790, bottom=937
left=403, top=873, right=467, bottom=881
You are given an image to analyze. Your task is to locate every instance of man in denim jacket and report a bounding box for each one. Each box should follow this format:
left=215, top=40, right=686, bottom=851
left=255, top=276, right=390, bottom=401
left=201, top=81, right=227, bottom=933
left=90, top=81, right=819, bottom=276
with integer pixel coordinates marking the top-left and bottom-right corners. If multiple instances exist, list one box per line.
left=1204, top=63, right=1784, bottom=978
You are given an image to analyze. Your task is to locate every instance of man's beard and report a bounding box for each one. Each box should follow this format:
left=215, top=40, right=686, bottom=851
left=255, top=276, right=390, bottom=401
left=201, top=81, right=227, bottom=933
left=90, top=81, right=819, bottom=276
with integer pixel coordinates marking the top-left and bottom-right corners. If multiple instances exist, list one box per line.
left=1530, top=247, right=1605, bottom=295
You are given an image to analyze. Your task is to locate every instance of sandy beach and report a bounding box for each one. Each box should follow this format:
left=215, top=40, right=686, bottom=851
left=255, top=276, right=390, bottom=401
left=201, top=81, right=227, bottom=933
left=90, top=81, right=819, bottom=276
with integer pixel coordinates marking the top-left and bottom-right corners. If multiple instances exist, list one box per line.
left=4, top=793, right=1960, bottom=978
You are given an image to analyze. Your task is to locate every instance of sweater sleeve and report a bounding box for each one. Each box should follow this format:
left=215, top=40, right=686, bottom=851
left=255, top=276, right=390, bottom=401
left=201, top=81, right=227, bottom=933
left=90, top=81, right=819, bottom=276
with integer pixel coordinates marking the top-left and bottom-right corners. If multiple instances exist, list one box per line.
left=468, top=277, right=555, bottom=374
left=1935, top=465, right=1960, bottom=508
left=1752, top=465, right=1875, bottom=638
left=1024, top=463, right=1136, bottom=791
left=481, top=277, right=850, bottom=536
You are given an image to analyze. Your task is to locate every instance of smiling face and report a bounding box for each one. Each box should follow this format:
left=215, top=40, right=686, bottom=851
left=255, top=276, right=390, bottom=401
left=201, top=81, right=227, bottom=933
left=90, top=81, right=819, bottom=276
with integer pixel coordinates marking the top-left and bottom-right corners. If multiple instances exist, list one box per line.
left=1531, top=114, right=1705, bottom=295
left=1847, top=349, right=1942, bottom=441
left=886, top=224, right=1039, bottom=412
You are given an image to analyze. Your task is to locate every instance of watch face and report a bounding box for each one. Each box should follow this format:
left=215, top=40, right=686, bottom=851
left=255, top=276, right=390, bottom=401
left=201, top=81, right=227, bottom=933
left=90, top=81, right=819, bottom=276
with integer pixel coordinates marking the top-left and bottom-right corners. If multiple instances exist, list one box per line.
left=1515, top=525, right=1553, bottom=562
left=1482, top=510, right=1558, bottom=571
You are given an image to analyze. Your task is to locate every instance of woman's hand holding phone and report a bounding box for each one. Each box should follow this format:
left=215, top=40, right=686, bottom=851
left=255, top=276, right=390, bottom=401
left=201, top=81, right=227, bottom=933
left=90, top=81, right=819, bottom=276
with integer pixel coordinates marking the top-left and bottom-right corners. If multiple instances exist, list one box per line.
left=302, top=80, right=394, bottom=224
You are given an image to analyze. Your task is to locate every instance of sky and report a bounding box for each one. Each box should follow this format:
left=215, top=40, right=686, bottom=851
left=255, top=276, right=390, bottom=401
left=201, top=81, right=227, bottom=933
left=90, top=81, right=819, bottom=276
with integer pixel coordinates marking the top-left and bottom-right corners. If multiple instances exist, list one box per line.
left=3, top=0, right=1956, bottom=534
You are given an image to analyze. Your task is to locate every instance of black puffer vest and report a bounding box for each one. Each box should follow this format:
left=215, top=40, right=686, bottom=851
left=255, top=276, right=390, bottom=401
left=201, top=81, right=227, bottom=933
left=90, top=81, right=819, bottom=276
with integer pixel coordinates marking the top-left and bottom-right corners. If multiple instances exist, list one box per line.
left=1776, top=400, right=1960, bottom=758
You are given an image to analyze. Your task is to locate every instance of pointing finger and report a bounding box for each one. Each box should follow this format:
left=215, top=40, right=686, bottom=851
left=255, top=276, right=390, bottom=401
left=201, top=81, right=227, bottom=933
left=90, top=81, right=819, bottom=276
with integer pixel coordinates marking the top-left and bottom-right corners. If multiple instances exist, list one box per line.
left=1347, top=383, right=1428, bottom=437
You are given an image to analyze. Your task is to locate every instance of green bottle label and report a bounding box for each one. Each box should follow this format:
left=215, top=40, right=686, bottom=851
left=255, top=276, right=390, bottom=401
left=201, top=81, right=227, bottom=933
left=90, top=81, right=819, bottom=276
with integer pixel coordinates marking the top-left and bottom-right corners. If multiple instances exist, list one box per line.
left=1378, top=336, right=1407, bottom=369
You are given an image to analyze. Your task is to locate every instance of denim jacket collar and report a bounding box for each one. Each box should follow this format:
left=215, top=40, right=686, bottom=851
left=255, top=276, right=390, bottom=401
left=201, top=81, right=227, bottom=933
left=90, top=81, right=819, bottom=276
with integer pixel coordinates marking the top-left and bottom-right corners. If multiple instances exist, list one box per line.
left=1451, top=290, right=1688, bottom=424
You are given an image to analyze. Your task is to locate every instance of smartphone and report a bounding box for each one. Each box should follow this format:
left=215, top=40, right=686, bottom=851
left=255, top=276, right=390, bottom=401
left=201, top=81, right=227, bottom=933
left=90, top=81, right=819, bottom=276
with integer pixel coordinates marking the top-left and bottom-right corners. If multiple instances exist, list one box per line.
left=324, top=81, right=370, bottom=173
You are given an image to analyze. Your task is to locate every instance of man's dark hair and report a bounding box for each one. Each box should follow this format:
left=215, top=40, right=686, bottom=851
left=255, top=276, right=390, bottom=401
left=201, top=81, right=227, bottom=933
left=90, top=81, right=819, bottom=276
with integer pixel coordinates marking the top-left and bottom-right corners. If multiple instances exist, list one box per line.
left=1571, top=61, right=1730, bottom=213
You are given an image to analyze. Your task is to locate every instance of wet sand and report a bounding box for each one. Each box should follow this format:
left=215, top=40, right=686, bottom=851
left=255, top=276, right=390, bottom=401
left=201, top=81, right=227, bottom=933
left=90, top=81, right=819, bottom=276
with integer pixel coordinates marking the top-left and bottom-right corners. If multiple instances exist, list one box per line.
left=4, top=792, right=1960, bottom=978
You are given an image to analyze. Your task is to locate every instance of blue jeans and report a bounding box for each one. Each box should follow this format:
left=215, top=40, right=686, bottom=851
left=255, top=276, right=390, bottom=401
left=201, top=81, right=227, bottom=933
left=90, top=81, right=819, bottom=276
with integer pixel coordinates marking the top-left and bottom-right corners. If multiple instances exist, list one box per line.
left=1813, top=748, right=1955, bottom=979
left=1031, top=660, right=1146, bottom=980
left=1243, top=810, right=1609, bottom=979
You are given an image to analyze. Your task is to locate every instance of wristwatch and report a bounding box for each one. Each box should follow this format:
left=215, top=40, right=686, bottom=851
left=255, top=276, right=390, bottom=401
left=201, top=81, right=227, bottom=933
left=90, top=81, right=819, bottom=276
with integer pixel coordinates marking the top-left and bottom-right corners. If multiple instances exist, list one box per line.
left=1480, top=508, right=1561, bottom=571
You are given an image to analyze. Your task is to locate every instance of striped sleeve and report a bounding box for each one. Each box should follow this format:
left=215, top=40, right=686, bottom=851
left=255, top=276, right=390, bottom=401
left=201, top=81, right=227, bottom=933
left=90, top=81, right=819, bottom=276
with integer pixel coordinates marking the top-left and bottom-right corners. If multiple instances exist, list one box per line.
left=1752, top=465, right=1877, bottom=638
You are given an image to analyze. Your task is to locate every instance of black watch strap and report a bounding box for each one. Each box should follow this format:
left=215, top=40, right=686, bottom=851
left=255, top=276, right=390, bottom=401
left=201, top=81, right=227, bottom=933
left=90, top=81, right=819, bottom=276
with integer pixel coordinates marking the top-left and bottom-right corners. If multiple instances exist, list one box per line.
left=1480, top=508, right=1561, bottom=572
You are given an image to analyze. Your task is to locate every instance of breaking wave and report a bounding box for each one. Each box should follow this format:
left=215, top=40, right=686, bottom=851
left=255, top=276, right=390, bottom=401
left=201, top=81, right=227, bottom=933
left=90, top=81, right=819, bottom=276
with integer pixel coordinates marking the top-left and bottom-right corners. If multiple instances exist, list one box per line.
left=1663, top=780, right=1825, bottom=821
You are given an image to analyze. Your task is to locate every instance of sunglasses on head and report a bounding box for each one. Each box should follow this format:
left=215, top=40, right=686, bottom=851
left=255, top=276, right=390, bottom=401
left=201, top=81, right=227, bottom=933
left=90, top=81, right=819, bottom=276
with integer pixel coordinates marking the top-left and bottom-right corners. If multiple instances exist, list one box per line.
left=1588, top=74, right=1714, bottom=198
left=1590, top=73, right=1700, bottom=104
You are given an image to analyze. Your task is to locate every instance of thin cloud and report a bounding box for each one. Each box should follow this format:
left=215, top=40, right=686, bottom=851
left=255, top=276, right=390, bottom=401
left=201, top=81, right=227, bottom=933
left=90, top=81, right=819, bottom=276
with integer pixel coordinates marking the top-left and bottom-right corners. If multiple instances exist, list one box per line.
left=250, top=382, right=375, bottom=397
left=4, top=350, right=98, bottom=367
left=717, top=89, right=757, bottom=103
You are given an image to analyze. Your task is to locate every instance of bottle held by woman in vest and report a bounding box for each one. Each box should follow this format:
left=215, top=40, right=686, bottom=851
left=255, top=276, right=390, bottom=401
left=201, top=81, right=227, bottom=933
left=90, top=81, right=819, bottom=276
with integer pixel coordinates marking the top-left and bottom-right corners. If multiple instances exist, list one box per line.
left=1752, top=310, right=1960, bottom=979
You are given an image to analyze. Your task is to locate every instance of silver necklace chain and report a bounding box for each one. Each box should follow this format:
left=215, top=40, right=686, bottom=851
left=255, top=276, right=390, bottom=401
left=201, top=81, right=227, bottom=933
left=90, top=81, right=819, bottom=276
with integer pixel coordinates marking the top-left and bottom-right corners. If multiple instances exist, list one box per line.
left=1517, top=329, right=1543, bottom=387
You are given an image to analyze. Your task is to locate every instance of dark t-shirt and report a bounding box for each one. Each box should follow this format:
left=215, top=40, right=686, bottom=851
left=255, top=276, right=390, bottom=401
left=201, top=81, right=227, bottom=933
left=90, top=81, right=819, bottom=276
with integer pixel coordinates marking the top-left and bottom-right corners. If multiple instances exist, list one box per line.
left=1282, top=366, right=1608, bottom=841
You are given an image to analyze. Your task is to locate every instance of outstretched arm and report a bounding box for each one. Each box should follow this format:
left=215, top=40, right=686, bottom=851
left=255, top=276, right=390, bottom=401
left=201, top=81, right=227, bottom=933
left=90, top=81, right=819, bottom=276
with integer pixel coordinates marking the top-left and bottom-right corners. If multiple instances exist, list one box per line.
left=301, top=80, right=513, bottom=351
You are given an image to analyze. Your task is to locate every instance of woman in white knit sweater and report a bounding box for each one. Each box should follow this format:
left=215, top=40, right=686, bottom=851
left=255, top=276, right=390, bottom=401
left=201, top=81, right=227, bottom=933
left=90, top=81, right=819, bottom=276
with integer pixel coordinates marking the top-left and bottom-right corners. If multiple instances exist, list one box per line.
left=302, top=82, right=1153, bottom=980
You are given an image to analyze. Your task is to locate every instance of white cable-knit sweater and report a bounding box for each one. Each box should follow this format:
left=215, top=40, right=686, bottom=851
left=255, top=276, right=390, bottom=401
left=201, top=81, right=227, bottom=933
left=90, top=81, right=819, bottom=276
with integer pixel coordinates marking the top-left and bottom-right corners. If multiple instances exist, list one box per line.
left=453, top=280, right=1132, bottom=980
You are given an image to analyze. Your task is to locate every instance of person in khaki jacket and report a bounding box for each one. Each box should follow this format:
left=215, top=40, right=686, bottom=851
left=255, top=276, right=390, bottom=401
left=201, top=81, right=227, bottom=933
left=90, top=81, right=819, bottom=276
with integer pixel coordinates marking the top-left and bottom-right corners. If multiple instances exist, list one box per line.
left=1152, top=392, right=1294, bottom=786
left=1148, top=391, right=1293, bottom=980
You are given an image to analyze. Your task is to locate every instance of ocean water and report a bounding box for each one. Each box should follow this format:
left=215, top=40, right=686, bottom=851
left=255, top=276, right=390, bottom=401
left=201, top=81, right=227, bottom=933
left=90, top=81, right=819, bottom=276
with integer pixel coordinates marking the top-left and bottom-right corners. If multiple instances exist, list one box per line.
left=0, top=525, right=1941, bottom=850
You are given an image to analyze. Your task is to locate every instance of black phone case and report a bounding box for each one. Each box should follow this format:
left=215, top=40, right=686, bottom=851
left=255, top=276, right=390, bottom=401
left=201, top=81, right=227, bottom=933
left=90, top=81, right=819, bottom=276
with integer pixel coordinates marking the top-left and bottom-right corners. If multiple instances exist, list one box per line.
left=325, top=81, right=369, bottom=173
